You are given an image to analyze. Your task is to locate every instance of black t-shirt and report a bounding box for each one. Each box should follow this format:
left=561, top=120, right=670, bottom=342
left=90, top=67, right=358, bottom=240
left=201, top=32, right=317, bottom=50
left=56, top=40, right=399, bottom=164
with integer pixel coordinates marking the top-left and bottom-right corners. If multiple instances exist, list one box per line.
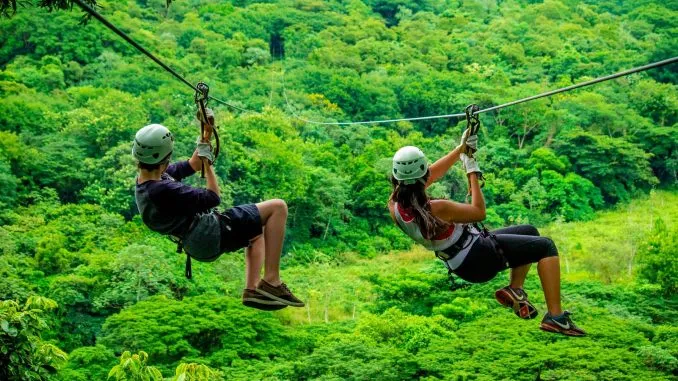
left=135, top=161, right=221, bottom=236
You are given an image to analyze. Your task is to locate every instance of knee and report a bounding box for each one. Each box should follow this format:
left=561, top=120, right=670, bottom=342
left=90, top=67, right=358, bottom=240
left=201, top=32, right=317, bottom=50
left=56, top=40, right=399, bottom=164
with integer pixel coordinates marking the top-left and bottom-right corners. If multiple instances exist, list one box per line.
left=272, top=199, right=288, bottom=216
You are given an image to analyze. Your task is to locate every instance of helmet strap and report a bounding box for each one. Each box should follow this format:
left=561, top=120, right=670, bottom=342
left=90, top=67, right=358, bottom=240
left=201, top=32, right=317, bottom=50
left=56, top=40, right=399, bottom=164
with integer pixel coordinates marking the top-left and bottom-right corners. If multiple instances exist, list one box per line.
left=401, top=178, right=426, bottom=186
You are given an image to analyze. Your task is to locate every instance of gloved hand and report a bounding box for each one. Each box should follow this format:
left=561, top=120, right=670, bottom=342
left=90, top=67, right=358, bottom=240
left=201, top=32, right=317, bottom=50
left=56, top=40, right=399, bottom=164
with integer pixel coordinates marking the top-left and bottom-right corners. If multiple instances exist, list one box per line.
left=196, top=142, right=214, bottom=164
left=196, top=107, right=215, bottom=125
left=460, top=128, right=478, bottom=152
left=460, top=153, right=481, bottom=175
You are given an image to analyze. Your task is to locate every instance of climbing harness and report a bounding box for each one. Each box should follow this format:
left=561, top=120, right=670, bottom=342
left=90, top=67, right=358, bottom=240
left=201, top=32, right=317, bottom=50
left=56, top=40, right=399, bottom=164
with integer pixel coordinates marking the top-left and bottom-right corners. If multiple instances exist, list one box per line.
left=169, top=82, right=224, bottom=279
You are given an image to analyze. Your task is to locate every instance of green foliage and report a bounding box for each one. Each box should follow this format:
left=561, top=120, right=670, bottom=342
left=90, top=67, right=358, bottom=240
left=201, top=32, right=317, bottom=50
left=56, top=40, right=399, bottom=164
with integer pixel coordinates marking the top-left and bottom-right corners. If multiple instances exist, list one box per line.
left=171, top=363, right=223, bottom=381
left=107, top=351, right=163, bottom=381
left=99, top=295, right=288, bottom=373
left=57, top=345, right=117, bottom=381
left=637, top=218, right=678, bottom=296
left=555, top=129, right=658, bottom=203
left=0, top=296, right=67, bottom=381
left=0, top=0, right=676, bottom=379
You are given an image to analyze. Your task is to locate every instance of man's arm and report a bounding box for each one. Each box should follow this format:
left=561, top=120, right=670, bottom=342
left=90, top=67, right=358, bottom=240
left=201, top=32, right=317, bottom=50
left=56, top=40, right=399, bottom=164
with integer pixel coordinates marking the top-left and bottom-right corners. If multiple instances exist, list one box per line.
left=188, top=149, right=202, bottom=173
left=203, top=160, right=220, bottom=197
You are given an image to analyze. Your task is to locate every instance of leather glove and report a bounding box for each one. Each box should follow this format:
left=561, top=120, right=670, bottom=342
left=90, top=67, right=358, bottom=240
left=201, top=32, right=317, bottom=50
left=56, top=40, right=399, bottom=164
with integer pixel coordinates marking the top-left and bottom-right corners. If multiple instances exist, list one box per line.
left=460, top=128, right=478, bottom=152
left=196, top=107, right=215, bottom=125
left=460, top=153, right=481, bottom=175
left=196, top=142, right=214, bottom=164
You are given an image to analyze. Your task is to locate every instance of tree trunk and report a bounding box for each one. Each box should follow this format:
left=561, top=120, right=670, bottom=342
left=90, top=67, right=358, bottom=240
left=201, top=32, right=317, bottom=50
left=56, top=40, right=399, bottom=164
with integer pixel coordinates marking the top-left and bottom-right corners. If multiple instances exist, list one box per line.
left=323, top=217, right=331, bottom=240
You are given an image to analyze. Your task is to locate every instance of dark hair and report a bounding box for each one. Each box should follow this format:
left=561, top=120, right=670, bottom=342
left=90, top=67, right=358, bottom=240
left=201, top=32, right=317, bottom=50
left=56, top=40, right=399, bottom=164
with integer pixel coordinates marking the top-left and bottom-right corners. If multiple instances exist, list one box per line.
left=390, top=171, right=449, bottom=239
left=137, top=153, right=171, bottom=171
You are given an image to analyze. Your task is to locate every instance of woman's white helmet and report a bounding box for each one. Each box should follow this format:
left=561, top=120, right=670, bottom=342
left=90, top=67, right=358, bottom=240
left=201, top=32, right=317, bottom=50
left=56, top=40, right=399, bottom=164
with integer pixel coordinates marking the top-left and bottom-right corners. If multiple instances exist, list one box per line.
left=132, top=124, right=174, bottom=164
left=392, top=146, right=428, bottom=184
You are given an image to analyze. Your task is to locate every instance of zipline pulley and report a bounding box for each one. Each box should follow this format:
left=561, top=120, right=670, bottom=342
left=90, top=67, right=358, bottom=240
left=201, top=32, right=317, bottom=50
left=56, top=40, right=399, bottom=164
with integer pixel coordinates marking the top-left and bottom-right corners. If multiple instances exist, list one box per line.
left=463, top=104, right=480, bottom=158
left=462, top=104, right=484, bottom=201
left=194, top=81, right=220, bottom=178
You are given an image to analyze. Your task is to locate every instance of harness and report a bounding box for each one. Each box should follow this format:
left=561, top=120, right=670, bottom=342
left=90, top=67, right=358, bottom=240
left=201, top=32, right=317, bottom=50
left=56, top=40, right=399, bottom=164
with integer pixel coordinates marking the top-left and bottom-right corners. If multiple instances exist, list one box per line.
left=393, top=203, right=475, bottom=271
left=393, top=203, right=508, bottom=274
left=173, top=82, right=223, bottom=280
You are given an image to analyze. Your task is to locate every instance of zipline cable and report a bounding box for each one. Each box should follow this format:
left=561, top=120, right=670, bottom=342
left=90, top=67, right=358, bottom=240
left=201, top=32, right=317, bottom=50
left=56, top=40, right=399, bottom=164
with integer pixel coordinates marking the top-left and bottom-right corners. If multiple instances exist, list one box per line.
left=477, top=56, right=678, bottom=115
left=71, top=0, right=253, bottom=113
left=282, top=56, right=677, bottom=125
left=71, top=0, right=197, bottom=92
left=72, top=0, right=676, bottom=125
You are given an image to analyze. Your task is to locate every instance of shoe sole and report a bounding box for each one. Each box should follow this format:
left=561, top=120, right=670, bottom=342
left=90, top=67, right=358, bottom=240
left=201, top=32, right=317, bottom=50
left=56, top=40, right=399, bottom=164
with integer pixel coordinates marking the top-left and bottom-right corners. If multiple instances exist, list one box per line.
left=256, top=288, right=305, bottom=307
left=243, top=300, right=287, bottom=311
left=539, top=323, right=586, bottom=337
left=243, top=296, right=286, bottom=305
left=495, top=290, right=538, bottom=319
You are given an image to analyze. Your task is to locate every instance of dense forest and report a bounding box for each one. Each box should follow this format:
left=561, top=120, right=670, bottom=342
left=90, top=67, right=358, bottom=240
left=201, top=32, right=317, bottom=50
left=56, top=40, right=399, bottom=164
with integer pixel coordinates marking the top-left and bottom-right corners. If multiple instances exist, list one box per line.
left=0, top=0, right=676, bottom=379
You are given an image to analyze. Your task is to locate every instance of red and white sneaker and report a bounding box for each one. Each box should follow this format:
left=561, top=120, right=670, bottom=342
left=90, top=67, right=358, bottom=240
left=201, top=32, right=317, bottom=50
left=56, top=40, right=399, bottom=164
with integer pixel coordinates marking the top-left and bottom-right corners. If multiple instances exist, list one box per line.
left=495, top=286, right=539, bottom=319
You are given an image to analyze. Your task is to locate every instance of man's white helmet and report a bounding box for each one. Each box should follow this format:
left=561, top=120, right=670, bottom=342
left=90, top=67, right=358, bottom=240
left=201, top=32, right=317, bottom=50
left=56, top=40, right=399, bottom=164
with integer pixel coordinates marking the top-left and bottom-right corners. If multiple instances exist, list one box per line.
left=132, top=124, right=174, bottom=164
left=392, top=146, right=428, bottom=184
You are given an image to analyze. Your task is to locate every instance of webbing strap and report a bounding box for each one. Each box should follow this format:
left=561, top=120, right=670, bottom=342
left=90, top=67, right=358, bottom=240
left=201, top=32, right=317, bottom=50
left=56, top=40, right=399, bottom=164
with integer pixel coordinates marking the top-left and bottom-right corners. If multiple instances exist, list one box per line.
left=185, top=255, right=192, bottom=279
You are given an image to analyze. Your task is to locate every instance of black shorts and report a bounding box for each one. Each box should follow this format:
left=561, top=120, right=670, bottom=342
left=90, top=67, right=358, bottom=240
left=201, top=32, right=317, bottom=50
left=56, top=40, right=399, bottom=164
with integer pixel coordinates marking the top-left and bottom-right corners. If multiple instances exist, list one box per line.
left=453, top=225, right=559, bottom=283
left=217, top=204, right=263, bottom=253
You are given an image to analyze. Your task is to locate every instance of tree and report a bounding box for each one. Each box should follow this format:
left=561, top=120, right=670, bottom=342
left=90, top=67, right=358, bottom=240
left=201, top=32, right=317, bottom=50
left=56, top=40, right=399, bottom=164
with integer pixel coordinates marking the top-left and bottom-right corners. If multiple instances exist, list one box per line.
left=0, top=296, right=68, bottom=381
left=555, top=129, right=658, bottom=203
left=637, top=218, right=678, bottom=297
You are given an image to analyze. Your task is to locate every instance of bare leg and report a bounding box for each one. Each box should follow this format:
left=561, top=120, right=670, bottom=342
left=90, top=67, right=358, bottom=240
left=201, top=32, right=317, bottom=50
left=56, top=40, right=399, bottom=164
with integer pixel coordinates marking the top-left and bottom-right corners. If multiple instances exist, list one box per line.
left=254, top=199, right=288, bottom=286
left=537, top=256, right=562, bottom=315
left=245, top=233, right=264, bottom=290
left=509, top=264, right=531, bottom=289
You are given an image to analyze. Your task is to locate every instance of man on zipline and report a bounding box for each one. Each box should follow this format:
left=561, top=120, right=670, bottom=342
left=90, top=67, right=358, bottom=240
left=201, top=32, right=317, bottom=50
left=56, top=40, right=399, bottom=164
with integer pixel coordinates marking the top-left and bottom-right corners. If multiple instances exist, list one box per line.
left=132, top=108, right=304, bottom=311
left=387, top=130, right=586, bottom=336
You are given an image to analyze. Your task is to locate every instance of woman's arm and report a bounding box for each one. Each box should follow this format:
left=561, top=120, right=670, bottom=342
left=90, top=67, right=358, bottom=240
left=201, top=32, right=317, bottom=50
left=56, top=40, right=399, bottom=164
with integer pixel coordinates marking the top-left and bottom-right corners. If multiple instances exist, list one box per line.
left=431, top=173, right=486, bottom=223
left=426, top=144, right=464, bottom=188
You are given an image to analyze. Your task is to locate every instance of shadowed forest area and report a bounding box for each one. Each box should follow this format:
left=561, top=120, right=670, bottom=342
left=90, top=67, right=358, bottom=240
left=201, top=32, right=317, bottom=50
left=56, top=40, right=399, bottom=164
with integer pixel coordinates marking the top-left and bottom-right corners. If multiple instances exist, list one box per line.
left=0, top=0, right=676, bottom=379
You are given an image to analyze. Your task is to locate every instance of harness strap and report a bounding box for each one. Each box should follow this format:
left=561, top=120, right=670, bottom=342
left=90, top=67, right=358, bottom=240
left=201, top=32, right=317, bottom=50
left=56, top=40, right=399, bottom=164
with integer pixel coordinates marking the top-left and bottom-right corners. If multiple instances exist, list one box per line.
left=185, top=255, right=192, bottom=279
left=476, top=222, right=509, bottom=268
left=173, top=239, right=192, bottom=279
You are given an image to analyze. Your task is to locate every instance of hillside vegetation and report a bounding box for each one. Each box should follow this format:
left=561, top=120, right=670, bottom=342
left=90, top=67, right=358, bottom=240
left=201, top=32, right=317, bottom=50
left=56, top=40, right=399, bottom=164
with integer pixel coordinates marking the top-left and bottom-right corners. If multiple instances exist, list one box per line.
left=0, top=0, right=676, bottom=379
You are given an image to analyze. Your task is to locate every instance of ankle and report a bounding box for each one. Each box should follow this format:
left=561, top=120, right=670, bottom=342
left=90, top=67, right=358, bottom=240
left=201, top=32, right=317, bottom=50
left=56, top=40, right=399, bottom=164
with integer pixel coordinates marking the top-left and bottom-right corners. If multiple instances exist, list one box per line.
left=262, top=276, right=281, bottom=287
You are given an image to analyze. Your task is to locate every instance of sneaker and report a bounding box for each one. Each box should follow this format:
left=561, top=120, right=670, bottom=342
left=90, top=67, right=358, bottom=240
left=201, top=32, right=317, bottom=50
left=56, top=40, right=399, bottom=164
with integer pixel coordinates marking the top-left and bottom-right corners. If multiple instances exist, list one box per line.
left=495, top=286, right=539, bottom=319
left=256, top=279, right=305, bottom=307
left=540, top=311, right=586, bottom=337
left=242, top=289, right=287, bottom=311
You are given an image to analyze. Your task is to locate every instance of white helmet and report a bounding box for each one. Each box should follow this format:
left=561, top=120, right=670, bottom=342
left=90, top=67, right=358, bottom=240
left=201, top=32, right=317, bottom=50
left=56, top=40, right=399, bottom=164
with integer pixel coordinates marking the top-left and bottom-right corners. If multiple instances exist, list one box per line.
left=132, top=124, right=174, bottom=164
left=392, top=146, right=428, bottom=184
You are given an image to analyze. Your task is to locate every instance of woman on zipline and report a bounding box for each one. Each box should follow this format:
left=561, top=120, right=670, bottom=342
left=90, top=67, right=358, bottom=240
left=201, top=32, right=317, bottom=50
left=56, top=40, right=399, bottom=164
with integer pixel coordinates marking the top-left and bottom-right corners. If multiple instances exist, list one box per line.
left=132, top=108, right=304, bottom=311
left=387, top=131, right=586, bottom=336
